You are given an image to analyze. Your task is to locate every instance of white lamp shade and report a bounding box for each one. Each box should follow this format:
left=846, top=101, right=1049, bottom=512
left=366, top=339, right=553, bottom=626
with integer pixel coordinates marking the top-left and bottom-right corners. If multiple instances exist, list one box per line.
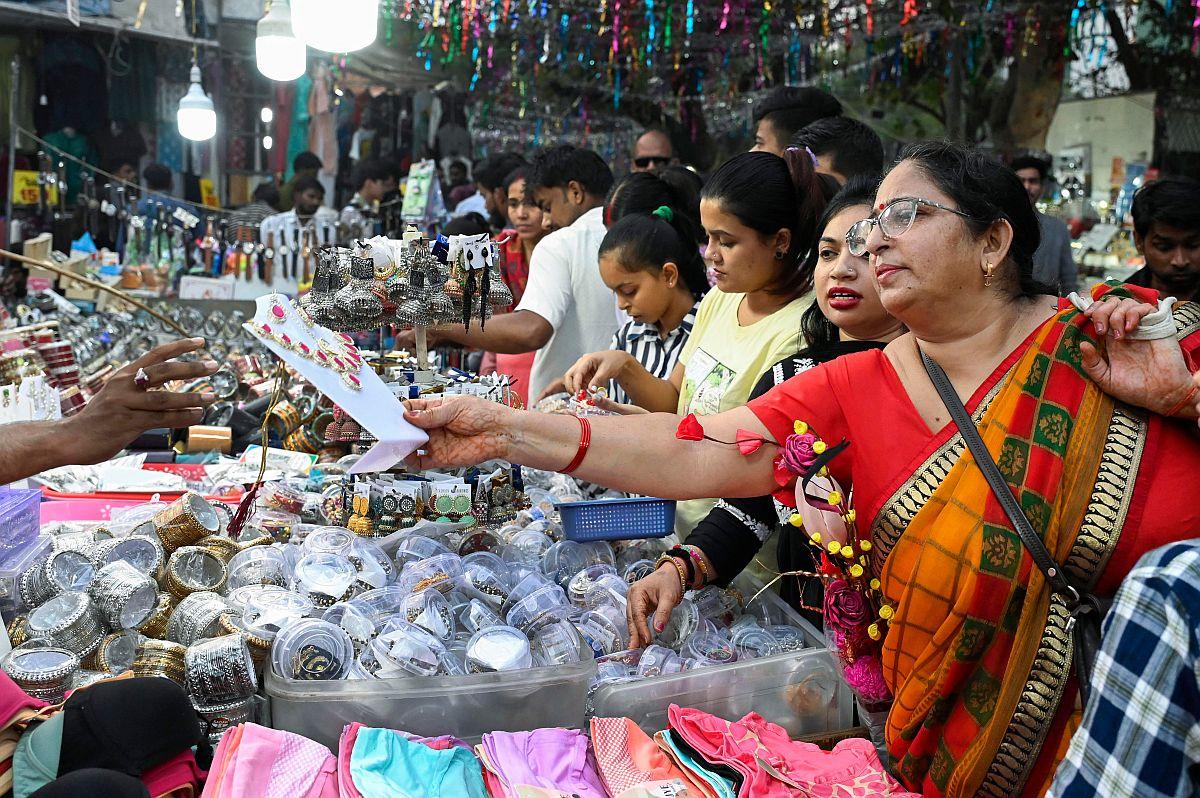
left=292, top=0, right=378, bottom=53
left=177, top=66, right=217, bottom=142
left=256, top=0, right=306, bottom=81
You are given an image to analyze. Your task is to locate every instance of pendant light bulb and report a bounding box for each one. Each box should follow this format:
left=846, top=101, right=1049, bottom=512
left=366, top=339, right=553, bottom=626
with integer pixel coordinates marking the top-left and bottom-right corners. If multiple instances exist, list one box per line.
left=177, top=63, right=217, bottom=142
left=292, top=0, right=379, bottom=53
left=256, top=0, right=307, bottom=81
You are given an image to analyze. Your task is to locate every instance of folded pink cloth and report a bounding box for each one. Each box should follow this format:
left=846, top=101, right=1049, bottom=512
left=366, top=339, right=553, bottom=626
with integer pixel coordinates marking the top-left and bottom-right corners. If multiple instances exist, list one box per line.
left=668, top=705, right=920, bottom=798
left=201, top=723, right=338, bottom=798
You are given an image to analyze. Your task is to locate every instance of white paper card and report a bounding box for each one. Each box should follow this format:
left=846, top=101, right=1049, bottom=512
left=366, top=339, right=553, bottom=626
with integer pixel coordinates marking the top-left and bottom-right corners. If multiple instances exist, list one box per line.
left=244, top=293, right=428, bottom=473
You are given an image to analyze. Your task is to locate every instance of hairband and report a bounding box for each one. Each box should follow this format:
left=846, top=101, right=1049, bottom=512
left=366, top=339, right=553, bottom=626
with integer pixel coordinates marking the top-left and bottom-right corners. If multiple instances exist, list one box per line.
left=785, top=145, right=821, bottom=169
left=651, top=205, right=674, bottom=222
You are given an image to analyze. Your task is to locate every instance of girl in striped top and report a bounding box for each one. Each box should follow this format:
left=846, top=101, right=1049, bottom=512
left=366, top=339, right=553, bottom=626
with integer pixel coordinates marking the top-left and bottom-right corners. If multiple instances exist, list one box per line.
left=562, top=205, right=710, bottom=404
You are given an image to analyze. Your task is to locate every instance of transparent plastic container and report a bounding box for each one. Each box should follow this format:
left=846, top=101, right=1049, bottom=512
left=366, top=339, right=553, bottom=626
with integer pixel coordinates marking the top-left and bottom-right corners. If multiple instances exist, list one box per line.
left=0, top=488, right=43, bottom=560
left=266, top=643, right=597, bottom=749
left=0, top=533, right=52, bottom=617
left=589, top=576, right=853, bottom=739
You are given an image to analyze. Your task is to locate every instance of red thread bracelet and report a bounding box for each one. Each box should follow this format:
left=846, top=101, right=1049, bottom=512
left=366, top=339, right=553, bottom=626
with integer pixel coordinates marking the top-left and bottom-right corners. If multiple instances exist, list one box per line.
left=562, top=415, right=592, bottom=474
left=1166, top=383, right=1199, bottom=418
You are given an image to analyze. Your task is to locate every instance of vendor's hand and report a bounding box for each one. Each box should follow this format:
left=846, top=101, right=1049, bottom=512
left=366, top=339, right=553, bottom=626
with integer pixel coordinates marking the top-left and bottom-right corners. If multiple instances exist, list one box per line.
left=627, top=563, right=685, bottom=649
left=563, top=351, right=632, bottom=397
left=65, top=338, right=218, bottom=465
left=590, top=394, right=649, bottom=415
left=1080, top=332, right=1196, bottom=418
left=402, top=395, right=515, bottom=469
left=1084, top=295, right=1158, bottom=338
left=536, top=378, right=568, bottom=404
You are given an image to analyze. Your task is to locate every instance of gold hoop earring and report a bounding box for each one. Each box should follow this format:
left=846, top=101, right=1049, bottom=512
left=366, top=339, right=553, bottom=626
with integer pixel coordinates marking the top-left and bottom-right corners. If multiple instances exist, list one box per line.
left=983, top=262, right=995, bottom=287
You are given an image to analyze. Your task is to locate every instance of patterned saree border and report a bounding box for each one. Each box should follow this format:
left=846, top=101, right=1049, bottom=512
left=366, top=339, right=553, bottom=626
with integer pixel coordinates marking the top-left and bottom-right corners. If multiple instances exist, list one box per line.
left=975, top=405, right=1147, bottom=794
left=1174, top=300, right=1200, bottom=341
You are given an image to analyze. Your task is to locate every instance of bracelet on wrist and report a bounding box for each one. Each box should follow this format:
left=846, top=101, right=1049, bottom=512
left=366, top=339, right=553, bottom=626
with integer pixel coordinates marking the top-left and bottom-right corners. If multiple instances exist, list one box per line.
left=681, top=545, right=711, bottom=588
left=1166, top=382, right=1199, bottom=418
left=654, top=554, right=688, bottom=593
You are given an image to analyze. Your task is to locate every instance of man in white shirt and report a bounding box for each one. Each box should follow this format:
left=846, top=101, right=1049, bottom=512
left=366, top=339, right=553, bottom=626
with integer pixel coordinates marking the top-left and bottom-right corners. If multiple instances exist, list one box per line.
left=405, top=145, right=619, bottom=398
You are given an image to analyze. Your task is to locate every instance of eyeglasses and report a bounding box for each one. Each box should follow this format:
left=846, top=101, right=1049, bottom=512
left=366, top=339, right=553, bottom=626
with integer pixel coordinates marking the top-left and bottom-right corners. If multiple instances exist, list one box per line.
left=634, top=156, right=671, bottom=169
left=846, top=197, right=977, bottom=257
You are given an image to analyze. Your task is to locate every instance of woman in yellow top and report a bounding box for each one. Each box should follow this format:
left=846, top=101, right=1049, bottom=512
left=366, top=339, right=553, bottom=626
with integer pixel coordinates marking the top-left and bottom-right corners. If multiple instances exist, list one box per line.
left=562, top=148, right=837, bottom=528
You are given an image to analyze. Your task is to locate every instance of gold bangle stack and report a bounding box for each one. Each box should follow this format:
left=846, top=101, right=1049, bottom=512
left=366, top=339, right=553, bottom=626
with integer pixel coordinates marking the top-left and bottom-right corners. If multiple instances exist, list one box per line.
left=137, top=592, right=175, bottom=639
left=132, top=640, right=186, bottom=685
left=153, top=493, right=221, bottom=553
left=165, top=547, right=229, bottom=600
left=267, top=401, right=303, bottom=437
left=196, top=535, right=241, bottom=563
left=236, top=534, right=274, bottom=551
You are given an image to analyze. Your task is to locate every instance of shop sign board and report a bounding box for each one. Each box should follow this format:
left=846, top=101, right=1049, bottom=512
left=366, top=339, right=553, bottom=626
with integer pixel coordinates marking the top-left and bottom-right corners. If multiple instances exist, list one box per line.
left=10, top=171, right=58, bottom=207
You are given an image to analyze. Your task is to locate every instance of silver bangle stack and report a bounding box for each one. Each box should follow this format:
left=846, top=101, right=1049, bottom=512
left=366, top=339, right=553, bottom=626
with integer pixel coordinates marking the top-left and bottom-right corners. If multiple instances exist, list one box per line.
left=18, top=556, right=58, bottom=609
left=192, top=695, right=256, bottom=744
left=165, top=547, right=228, bottom=600
left=1, top=647, right=80, bottom=703
left=43, top=548, right=100, bottom=594
left=26, top=592, right=105, bottom=660
left=185, top=634, right=258, bottom=702
left=93, top=536, right=165, bottom=582
left=166, top=592, right=232, bottom=647
left=89, top=561, right=158, bottom=630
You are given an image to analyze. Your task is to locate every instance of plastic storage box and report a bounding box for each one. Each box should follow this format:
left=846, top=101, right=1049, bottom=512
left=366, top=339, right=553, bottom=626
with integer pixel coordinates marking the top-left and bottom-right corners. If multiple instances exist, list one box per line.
left=588, top=576, right=853, bottom=739
left=557, top=498, right=676, bottom=542
left=0, top=533, right=52, bottom=621
left=266, top=653, right=598, bottom=750
left=0, top=488, right=41, bottom=561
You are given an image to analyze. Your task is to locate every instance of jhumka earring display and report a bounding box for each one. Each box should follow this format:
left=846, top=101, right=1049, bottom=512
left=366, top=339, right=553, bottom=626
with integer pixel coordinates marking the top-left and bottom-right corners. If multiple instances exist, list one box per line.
left=301, top=251, right=344, bottom=329
left=334, top=256, right=385, bottom=326
left=487, top=242, right=513, bottom=309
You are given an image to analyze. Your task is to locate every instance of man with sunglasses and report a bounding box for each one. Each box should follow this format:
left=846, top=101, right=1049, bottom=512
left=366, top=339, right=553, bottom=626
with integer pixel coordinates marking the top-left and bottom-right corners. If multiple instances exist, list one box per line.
left=631, top=128, right=677, bottom=172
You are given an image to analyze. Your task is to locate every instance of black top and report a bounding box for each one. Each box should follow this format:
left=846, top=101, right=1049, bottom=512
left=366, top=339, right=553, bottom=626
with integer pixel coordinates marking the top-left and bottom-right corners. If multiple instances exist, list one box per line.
left=683, top=340, right=886, bottom=620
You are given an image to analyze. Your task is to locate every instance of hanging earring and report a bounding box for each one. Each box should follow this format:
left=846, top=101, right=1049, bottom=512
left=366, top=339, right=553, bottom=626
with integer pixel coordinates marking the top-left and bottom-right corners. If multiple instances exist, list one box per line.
left=774, top=250, right=785, bottom=260
left=983, top=262, right=995, bottom=287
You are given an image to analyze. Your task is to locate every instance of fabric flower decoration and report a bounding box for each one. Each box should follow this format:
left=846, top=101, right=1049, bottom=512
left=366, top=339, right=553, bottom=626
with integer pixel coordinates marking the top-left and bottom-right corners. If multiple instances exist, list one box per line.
left=824, top=578, right=870, bottom=632
left=735, top=429, right=766, bottom=456
left=676, top=413, right=705, bottom=442
left=780, top=431, right=819, bottom=476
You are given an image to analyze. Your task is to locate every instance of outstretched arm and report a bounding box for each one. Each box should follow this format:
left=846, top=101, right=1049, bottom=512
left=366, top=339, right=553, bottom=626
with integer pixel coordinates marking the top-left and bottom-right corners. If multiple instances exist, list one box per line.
left=403, top=396, right=779, bottom=500
left=0, top=338, right=217, bottom=483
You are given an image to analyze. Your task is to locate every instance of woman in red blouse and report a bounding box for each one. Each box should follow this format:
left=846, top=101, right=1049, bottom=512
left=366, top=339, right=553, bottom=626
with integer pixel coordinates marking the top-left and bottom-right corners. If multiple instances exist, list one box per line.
left=483, top=167, right=543, bottom=406
left=400, top=143, right=1200, bottom=797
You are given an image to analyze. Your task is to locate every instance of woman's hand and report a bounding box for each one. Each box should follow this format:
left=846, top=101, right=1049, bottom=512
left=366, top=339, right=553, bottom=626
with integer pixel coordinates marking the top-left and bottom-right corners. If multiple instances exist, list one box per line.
left=402, top=395, right=516, bottom=469
left=1083, top=295, right=1157, bottom=339
left=627, top=563, right=685, bottom=648
left=589, top=394, right=649, bottom=415
left=65, top=338, right=218, bottom=465
left=1080, top=331, right=1196, bottom=419
left=563, top=351, right=633, bottom=396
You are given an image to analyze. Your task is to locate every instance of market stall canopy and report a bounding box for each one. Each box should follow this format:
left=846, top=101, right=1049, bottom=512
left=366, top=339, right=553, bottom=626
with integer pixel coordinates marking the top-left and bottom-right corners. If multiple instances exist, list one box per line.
left=336, top=42, right=457, bottom=94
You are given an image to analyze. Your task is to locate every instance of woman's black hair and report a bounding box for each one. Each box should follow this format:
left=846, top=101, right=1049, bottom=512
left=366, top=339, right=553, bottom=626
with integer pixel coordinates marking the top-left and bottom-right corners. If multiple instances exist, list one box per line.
left=502, top=166, right=530, bottom=192
left=800, top=175, right=880, bottom=348
left=896, top=141, right=1052, bottom=297
left=598, top=209, right=710, bottom=299
left=700, top=149, right=828, bottom=299
left=605, top=171, right=703, bottom=242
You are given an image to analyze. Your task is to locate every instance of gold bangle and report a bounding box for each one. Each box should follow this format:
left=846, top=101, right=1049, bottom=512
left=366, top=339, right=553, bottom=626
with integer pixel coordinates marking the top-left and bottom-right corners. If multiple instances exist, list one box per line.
left=196, top=535, right=241, bottom=563
left=132, top=640, right=186, bottom=684
left=165, top=547, right=228, bottom=600
left=153, top=493, right=221, bottom=553
left=137, top=592, right=175, bottom=639
left=654, top=555, right=688, bottom=593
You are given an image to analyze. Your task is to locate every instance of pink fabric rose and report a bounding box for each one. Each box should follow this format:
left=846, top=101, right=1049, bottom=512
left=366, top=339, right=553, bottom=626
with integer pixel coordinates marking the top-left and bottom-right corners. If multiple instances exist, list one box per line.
left=824, top=578, right=870, bottom=632
left=780, top=431, right=819, bottom=476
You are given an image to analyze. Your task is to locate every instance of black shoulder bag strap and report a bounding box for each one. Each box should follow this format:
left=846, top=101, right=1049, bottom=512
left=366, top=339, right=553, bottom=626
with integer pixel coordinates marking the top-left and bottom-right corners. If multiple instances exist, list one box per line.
left=920, top=349, right=1107, bottom=707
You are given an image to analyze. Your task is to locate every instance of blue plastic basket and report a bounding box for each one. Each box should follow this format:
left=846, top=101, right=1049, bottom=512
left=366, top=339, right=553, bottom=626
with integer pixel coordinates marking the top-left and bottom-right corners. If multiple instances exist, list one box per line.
left=556, top=497, right=677, bottom=542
